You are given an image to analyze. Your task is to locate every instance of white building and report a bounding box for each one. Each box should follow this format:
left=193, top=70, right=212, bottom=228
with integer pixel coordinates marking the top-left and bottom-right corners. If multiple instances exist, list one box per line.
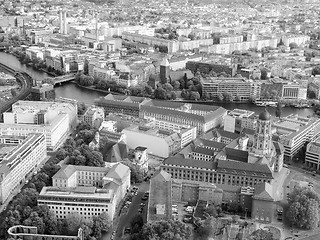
left=273, top=115, right=320, bottom=161
left=0, top=134, right=47, bottom=203
left=224, top=109, right=256, bottom=133
left=0, top=101, right=76, bottom=150
left=38, top=163, right=130, bottom=222
left=305, top=137, right=320, bottom=170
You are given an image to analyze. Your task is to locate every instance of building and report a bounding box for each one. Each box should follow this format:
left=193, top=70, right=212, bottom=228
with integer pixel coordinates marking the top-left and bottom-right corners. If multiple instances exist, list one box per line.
left=160, top=58, right=170, bottom=83
left=282, top=83, right=307, bottom=100
left=133, top=146, right=148, bottom=174
left=8, top=225, right=83, bottom=240
left=122, top=125, right=181, bottom=158
left=186, top=61, right=237, bottom=76
left=0, top=134, right=46, bottom=204
left=140, top=100, right=227, bottom=135
left=273, top=114, right=320, bottom=161
left=224, top=109, right=256, bottom=133
left=30, top=84, right=55, bottom=101
left=251, top=182, right=275, bottom=223
left=0, top=101, right=77, bottom=150
left=83, top=106, right=105, bottom=128
left=147, top=171, right=173, bottom=222
left=305, top=137, right=320, bottom=170
left=201, top=77, right=261, bottom=102
left=94, top=94, right=150, bottom=117
left=38, top=163, right=130, bottom=221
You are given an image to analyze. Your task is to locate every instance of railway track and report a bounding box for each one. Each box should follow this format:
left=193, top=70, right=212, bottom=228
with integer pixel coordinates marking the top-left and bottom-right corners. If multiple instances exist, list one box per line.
left=0, top=63, right=33, bottom=114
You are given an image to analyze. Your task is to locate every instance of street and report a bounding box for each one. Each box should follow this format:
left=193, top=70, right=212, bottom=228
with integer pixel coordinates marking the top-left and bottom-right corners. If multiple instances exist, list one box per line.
left=114, top=181, right=150, bottom=240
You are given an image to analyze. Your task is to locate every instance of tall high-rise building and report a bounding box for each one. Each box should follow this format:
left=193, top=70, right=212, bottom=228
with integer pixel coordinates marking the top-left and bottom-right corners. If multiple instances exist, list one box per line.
left=59, top=10, right=67, bottom=34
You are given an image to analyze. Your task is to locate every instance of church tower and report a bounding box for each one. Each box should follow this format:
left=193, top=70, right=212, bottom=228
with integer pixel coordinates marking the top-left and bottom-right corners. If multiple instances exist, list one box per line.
left=160, top=57, right=170, bottom=84
left=252, top=108, right=272, bottom=156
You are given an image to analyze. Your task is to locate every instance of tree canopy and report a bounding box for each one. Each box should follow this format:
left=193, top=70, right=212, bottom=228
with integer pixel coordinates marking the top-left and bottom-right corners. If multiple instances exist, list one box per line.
left=287, top=186, right=320, bottom=229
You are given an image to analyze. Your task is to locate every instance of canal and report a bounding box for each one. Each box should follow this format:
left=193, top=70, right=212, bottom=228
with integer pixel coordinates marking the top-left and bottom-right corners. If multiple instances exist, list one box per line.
left=0, top=51, right=315, bottom=117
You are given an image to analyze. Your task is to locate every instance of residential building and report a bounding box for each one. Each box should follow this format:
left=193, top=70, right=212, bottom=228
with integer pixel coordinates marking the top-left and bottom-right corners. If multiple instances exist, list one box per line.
left=305, top=137, right=320, bottom=170
left=186, top=61, right=237, bottom=76
left=273, top=114, right=320, bottom=161
left=140, top=100, right=227, bottom=135
left=308, top=80, right=320, bottom=99
left=122, top=125, right=181, bottom=158
left=8, top=225, right=83, bottom=240
left=201, top=77, right=261, bottom=102
left=83, top=106, right=105, bottom=128
left=30, top=84, right=55, bottom=101
left=0, top=134, right=46, bottom=204
left=133, top=146, right=148, bottom=174
left=38, top=163, right=130, bottom=221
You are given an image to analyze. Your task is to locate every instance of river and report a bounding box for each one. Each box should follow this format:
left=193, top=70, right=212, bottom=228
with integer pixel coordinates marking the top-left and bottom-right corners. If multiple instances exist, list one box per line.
left=0, top=51, right=315, bottom=117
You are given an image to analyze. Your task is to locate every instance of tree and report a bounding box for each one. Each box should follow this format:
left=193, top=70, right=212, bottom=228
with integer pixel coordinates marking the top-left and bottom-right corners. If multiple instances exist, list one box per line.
left=189, top=91, right=200, bottom=100
left=130, top=214, right=144, bottom=234
left=249, top=229, right=274, bottom=240
left=77, top=102, right=87, bottom=115
left=287, top=186, right=320, bottom=229
left=275, top=101, right=282, bottom=119
left=36, top=205, right=58, bottom=234
left=86, top=151, right=104, bottom=167
left=172, top=81, right=180, bottom=90
left=204, top=205, right=218, bottom=217
left=141, top=220, right=192, bottom=240
left=312, top=66, right=320, bottom=76
left=308, top=89, right=316, bottom=99
left=154, top=87, right=167, bottom=100
left=289, top=42, right=299, bottom=50
left=23, top=212, right=45, bottom=234
left=144, top=85, right=153, bottom=95
left=91, top=212, right=111, bottom=239
left=170, top=91, right=177, bottom=100
left=195, top=217, right=218, bottom=240
left=260, top=69, right=268, bottom=80
left=223, top=92, right=234, bottom=102
left=217, top=93, right=224, bottom=102
left=188, top=33, right=196, bottom=40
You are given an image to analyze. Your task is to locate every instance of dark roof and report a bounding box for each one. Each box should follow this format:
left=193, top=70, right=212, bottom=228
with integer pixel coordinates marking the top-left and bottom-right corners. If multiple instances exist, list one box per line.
left=253, top=182, right=274, bottom=201
left=217, top=160, right=273, bottom=178
left=195, top=138, right=226, bottom=150
left=193, top=146, right=215, bottom=156
left=162, top=157, right=216, bottom=170
left=169, top=70, right=194, bottom=82
left=225, top=148, right=248, bottom=162
left=204, top=129, right=241, bottom=141
left=259, top=108, right=271, bottom=121
left=241, top=128, right=255, bottom=135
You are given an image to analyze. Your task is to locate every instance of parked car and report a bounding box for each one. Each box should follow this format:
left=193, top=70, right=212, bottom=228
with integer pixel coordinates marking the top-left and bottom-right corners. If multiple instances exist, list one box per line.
left=183, top=217, right=192, bottom=223
left=124, top=228, right=131, bottom=234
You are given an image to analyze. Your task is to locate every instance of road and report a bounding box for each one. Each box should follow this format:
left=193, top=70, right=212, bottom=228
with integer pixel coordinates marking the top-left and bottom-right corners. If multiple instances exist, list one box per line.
left=114, top=181, right=150, bottom=240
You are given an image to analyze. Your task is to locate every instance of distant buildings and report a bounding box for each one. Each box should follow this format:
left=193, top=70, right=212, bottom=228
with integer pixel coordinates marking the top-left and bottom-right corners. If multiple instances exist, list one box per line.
left=0, top=101, right=77, bottom=150
left=38, top=163, right=130, bottom=222
left=0, top=134, right=46, bottom=204
left=273, top=114, right=320, bottom=161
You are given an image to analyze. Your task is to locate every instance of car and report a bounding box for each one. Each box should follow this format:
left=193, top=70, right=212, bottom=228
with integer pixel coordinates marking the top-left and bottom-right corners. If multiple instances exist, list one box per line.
left=124, top=228, right=131, bottom=234
left=283, top=164, right=288, bottom=168
left=172, top=204, right=178, bottom=208
left=138, top=208, right=143, bottom=213
left=134, top=191, right=138, bottom=196
left=133, top=186, right=139, bottom=190
left=183, top=217, right=192, bottom=223
left=142, top=196, right=148, bottom=201
left=140, top=203, right=145, bottom=207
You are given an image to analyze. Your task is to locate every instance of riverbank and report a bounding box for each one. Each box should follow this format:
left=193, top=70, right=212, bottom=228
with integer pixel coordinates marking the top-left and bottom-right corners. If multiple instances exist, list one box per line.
left=72, top=81, right=122, bottom=95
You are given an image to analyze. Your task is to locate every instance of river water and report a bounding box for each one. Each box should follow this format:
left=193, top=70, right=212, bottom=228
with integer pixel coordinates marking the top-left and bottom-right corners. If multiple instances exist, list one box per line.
left=0, top=51, right=315, bottom=117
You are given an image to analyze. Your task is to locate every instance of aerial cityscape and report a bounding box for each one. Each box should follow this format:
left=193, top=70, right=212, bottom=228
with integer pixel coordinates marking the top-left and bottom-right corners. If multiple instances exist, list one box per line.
left=1, top=0, right=320, bottom=240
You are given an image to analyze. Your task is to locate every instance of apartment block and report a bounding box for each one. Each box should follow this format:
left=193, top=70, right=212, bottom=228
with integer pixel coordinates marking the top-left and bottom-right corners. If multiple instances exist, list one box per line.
left=38, top=163, right=130, bottom=221
left=305, top=137, right=320, bottom=170
left=0, top=134, right=47, bottom=204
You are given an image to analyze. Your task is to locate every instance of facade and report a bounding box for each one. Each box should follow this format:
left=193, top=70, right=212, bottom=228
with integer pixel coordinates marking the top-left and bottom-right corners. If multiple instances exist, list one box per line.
left=140, top=100, right=227, bottom=135
left=38, top=163, right=130, bottom=221
left=273, top=114, right=320, bottom=160
left=30, top=84, right=55, bottom=101
left=133, top=146, right=148, bottom=174
left=186, top=61, right=236, bottom=76
left=281, top=84, right=307, bottom=100
left=0, top=134, right=46, bottom=204
left=201, top=77, right=261, bottom=102
left=308, top=81, right=320, bottom=99
left=8, top=225, right=83, bottom=240
left=122, top=125, right=181, bottom=158
left=305, top=137, right=320, bottom=170
left=161, top=157, right=274, bottom=188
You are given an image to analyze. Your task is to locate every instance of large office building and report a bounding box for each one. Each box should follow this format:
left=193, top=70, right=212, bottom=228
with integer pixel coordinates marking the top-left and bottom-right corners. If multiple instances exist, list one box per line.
left=0, top=101, right=77, bottom=150
left=122, top=125, right=181, bottom=158
left=224, top=109, right=256, bottom=133
left=140, top=100, right=227, bottom=135
left=38, top=163, right=130, bottom=222
left=273, top=114, right=320, bottom=161
left=201, top=77, right=261, bottom=102
left=0, top=134, right=47, bottom=204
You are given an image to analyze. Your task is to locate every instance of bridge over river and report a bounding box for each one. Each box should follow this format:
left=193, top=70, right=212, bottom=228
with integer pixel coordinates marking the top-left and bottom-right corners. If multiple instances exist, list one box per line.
left=49, top=73, right=76, bottom=86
